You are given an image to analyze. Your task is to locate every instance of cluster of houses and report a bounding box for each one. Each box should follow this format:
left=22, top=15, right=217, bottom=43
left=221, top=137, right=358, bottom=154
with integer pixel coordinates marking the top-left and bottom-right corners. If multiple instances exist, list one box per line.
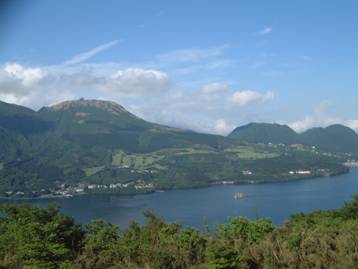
left=3, top=179, right=155, bottom=198
left=86, top=180, right=153, bottom=191
left=289, top=170, right=311, bottom=175
left=50, top=184, right=84, bottom=197
left=3, top=184, right=83, bottom=198
left=4, top=191, right=25, bottom=196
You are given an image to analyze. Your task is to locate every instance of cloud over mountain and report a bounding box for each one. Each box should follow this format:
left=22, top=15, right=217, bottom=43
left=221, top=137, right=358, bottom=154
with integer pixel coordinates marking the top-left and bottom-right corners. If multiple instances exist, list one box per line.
left=289, top=101, right=358, bottom=133
left=0, top=63, right=170, bottom=108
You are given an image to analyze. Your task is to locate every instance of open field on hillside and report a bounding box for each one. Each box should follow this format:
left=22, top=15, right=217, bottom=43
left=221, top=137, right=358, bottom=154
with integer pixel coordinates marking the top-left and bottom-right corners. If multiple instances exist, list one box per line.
left=224, top=145, right=280, bottom=160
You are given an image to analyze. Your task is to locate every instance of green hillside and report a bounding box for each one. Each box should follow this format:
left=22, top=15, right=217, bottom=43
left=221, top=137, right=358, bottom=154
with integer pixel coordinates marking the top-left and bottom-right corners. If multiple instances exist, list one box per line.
left=229, top=123, right=299, bottom=145
left=37, top=99, right=226, bottom=152
left=301, top=124, right=358, bottom=152
left=0, top=101, right=53, bottom=135
left=0, top=99, right=353, bottom=198
left=229, top=122, right=358, bottom=154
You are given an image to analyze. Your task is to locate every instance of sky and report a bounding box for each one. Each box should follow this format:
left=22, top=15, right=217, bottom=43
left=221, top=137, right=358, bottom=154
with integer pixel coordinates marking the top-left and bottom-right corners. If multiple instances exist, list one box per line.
left=0, top=0, right=357, bottom=134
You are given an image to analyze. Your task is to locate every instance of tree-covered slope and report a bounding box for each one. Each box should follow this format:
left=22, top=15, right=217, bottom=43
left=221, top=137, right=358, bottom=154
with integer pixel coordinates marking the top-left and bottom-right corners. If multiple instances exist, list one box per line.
left=228, top=122, right=299, bottom=144
left=300, top=124, right=358, bottom=152
left=229, top=122, right=358, bottom=154
left=0, top=101, right=53, bottom=135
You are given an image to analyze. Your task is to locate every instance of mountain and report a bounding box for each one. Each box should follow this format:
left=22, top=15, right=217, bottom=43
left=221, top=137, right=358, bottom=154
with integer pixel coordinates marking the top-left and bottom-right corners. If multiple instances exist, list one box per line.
left=0, top=99, right=237, bottom=195
left=300, top=124, right=358, bottom=153
left=228, top=123, right=299, bottom=145
left=37, top=99, right=226, bottom=152
left=0, top=99, right=351, bottom=197
left=229, top=122, right=358, bottom=153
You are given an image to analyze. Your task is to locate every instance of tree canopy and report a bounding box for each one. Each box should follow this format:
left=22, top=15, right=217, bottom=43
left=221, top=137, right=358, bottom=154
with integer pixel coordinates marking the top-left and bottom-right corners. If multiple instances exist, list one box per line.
left=1, top=197, right=358, bottom=268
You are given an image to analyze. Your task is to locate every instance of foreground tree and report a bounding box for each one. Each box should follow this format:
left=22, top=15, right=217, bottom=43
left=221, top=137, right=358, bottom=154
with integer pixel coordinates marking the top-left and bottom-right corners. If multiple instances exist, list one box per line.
left=1, top=196, right=358, bottom=268
left=0, top=204, right=84, bottom=268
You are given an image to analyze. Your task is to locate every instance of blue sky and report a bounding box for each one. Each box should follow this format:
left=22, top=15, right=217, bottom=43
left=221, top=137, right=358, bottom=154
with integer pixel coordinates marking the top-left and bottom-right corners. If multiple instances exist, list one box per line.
left=0, top=0, right=357, bottom=134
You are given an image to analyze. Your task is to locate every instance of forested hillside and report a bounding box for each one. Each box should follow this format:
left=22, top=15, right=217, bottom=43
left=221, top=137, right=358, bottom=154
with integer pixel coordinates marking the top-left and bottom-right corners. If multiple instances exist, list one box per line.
left=0, top=100, right=354, bottom=198
left=229, top=122, right=358, bottom=154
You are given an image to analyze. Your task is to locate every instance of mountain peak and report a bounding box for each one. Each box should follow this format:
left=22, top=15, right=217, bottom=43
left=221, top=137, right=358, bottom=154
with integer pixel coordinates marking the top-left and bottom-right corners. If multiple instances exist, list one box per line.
left=43, top=99, right=128, bottom=116
left=228, top=122, right=298, bottom=144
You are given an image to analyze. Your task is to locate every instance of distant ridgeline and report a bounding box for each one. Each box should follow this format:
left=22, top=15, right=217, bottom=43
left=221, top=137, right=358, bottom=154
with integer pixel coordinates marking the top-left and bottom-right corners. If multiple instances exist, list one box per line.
left=229, top=122, right=358, bottom=153
left=0, top=99, right=356, bottom=198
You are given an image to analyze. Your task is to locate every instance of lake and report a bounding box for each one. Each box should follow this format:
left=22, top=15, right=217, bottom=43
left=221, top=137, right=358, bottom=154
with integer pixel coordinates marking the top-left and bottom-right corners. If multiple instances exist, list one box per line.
left=2, top=168, right=358, bottom=229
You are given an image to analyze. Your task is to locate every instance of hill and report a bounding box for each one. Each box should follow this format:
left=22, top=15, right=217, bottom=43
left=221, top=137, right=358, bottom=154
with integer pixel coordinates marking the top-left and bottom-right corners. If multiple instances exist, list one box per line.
left=229, top=122, right=358, bottom=154
left=228, top=122, right=299, bottom=145
left=300, top=124, right=358, bottom=153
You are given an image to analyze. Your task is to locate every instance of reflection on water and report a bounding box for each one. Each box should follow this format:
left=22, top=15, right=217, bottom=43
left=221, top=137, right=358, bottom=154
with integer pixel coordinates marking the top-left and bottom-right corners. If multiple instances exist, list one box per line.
left=2, top=168, right=358, bottom=229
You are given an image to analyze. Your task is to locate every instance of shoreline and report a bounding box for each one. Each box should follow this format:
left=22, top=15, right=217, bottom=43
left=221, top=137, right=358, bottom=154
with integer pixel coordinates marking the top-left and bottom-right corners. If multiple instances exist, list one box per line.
left=0, top=168, right=351, bottom=201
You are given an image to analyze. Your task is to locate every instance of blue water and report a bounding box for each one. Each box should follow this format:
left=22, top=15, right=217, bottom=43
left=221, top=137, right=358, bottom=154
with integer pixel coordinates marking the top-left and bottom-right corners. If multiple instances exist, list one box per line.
left=2, top=168, right=358, bottom=229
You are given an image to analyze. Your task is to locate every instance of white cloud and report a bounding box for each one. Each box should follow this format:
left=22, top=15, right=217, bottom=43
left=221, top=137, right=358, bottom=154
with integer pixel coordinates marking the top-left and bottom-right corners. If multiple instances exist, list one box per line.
left=346, top=120, right=358, bottom=132
left=4, top=63, right=46, bottom=86
left=230, top=90, right=274, bottom=107
left=213, top=119, right=233, bottom=135
left=64, top=40, right=121, bottom=65
left=256, top=27, right=273, bottom=35
left=106, top=68, right=170, bottom=95
left=288, top=101, right=358, bottom=133
left=0, top=63, right=170, bottom=108
left=289, top=101, right=336, bottom=132
left=0, top=63, right=47, bottom=102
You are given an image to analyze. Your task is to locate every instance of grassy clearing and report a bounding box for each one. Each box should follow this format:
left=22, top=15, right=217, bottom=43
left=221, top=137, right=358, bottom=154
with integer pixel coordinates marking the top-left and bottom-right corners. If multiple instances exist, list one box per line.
left=173, top=147, right=216, bottom=155
left=0, top=163, right=3, bottom=170
left=225, top=146, right=279, bottom=160
left=111, top=145, right=279, bottom=171
left=112, top=151, right=165, bottom=170
left=83, top=166, right=105, bottom=176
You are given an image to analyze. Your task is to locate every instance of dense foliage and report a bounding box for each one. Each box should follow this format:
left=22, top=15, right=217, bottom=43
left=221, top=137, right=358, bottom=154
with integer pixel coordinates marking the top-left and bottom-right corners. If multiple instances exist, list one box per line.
left=2, top=196, right=358, bottom=268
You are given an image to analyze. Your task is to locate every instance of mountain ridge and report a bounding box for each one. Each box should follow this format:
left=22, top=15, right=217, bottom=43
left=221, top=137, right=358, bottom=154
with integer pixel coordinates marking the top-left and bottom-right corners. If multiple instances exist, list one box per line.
left=229, top=122, right=358, bottom=153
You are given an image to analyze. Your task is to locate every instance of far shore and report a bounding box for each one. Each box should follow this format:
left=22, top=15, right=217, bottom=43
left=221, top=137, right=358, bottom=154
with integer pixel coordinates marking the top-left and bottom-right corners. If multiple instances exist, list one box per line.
left=0, top=168, right=351, bottom=201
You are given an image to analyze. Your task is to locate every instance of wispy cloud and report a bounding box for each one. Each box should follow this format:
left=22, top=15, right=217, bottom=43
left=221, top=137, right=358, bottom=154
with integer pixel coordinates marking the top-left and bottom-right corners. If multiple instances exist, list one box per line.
left=256, top=27, right=273, bottom=36
left=64, top=40, right=121, bottom=65
left=156, top=45, right=229, bottom=64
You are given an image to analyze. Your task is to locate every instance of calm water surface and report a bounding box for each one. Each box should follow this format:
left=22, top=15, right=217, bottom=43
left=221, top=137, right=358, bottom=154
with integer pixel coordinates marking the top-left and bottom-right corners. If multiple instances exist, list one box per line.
left=3, top=168, right=358, bottom=229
